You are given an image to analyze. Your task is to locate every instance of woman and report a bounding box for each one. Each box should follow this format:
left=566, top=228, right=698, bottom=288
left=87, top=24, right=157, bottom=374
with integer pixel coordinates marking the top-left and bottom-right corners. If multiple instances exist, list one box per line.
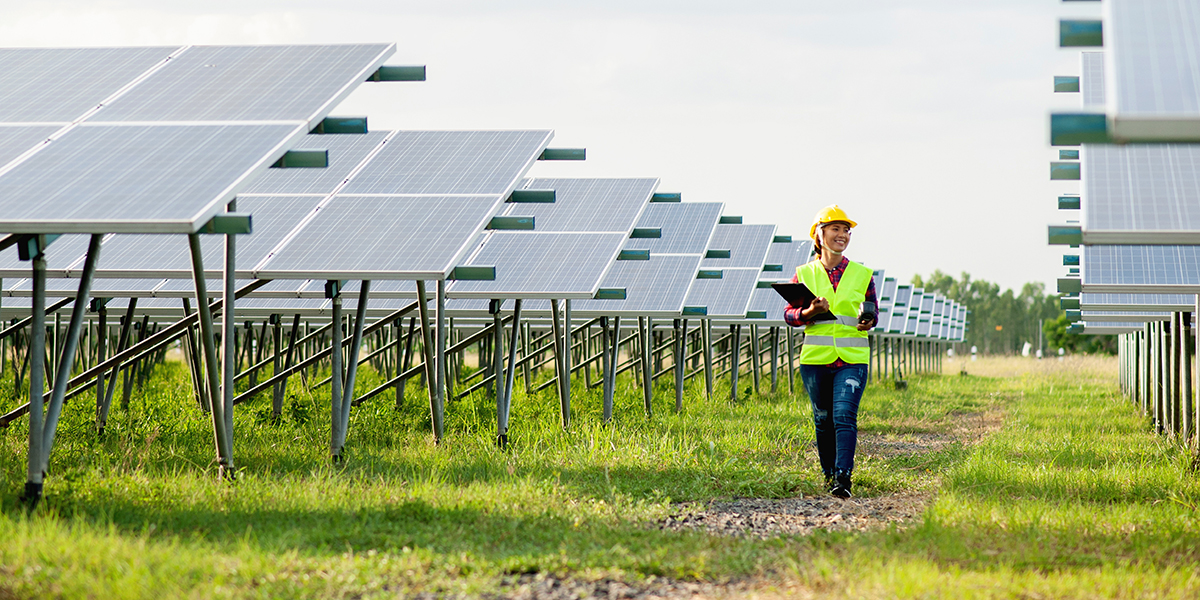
left=784, top=205, right=877, bottom=499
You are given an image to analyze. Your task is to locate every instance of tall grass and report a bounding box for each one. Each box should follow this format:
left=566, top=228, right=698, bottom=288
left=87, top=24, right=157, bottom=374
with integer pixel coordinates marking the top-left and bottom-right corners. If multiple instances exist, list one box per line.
left=2, top=355, right=1198, bottom=598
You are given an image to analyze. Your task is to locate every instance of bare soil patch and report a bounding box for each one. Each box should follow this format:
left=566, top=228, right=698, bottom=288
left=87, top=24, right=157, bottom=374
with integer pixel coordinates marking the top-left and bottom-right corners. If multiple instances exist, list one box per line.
left=659, top=406, right=1003, bottom=540
left=477, top=404, right=1006, bottom=598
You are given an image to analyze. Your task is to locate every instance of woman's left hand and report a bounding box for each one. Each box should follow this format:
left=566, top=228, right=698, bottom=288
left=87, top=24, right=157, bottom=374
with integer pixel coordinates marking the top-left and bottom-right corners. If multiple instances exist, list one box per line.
left=856, top=318, right=876, bottom=331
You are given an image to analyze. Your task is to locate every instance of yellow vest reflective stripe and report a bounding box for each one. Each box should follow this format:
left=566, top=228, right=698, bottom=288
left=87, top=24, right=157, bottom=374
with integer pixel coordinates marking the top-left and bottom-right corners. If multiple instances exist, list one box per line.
left=797, top=260, right=871, bottom=365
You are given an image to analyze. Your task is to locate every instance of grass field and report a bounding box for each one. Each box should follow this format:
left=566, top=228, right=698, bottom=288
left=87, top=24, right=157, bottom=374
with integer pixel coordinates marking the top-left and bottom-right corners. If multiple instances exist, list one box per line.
left=2, top=354, right=1199, bottom=598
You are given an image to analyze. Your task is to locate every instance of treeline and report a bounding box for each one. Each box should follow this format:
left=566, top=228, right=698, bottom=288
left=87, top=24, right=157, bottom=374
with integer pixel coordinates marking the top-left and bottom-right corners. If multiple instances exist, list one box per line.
left=911, top=271, right=1115, bottom=355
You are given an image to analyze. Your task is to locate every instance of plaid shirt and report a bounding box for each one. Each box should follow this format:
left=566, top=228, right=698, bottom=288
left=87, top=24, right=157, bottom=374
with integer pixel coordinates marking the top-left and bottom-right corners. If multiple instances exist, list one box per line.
left=784, top=256, right=877, bottom=367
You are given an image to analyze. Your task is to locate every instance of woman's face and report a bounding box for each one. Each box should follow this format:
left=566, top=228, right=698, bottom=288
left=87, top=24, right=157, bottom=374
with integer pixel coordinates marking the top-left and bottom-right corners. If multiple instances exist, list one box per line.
left=820, top=221, right=852, bottom=253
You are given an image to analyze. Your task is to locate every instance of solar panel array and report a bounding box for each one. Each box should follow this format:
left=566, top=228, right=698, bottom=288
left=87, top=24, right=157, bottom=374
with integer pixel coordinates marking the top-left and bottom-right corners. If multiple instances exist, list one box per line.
left=1050, top=0, right=1200, bottom=402
left=0, top=44, right=394, bottom=234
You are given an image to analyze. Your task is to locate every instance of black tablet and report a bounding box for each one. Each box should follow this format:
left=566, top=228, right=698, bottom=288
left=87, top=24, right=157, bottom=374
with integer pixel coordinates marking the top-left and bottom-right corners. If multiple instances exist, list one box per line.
left=770, top=282, right=836, bottom=321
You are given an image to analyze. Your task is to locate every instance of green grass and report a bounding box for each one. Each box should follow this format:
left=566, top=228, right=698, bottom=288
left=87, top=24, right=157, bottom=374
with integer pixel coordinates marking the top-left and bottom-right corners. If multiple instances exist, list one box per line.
left=1, top=356, right=1198, bottom=598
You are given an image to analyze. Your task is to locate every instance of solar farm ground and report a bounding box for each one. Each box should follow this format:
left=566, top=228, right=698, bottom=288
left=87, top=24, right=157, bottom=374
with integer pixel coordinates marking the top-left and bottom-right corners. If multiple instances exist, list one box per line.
left=2, top=355, right=1198, bottom=599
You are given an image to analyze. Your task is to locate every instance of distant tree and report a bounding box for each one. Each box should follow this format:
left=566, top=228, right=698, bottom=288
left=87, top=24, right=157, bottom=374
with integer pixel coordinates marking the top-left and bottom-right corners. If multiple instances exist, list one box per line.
left=1043, top=314, right=1117, bottom=355
left=912, top=271, right=1080, bottom=355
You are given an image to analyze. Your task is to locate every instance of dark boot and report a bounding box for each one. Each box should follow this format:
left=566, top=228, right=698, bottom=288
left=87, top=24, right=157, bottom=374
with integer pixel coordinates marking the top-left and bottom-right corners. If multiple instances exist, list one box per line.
left=831, top=473, right=852, bottom=499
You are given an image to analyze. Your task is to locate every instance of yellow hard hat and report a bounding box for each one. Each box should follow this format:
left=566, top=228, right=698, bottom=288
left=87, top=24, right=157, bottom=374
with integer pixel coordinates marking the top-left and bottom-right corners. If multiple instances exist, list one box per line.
left=809, top=204, right=857, bottom=241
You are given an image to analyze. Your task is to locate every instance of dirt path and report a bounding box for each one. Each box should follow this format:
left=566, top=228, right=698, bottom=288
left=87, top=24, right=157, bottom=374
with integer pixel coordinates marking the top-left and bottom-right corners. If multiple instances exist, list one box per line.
left=479, top=408, right=1004, bottom=599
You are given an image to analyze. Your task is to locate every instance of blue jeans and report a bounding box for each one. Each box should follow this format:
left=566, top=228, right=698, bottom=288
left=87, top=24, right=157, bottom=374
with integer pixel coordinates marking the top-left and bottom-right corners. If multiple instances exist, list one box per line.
left=800, top=363, right=868, bottom=478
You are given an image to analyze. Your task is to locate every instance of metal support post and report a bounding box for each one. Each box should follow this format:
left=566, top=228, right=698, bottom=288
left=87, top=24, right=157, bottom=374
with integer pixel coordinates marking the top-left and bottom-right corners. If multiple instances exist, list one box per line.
left=550, top=299, right=570, bottom=428
left=188, top=234, right=233, bottom=478
left=786, top=327, right=796, bottom=394
left=498, top=299, right=522, bottom=446
left=673, top=318, right=684, bottom=412
left=221, top=220, right=237, bottom=451
left=415, top=281, right=441, bottom=441
left=730, top=324, right=741, bottom=402
left=640, top=316, right=653, bottom=417
left=600, top=316, right=613, bottom=422
left=769, top=326, right=779, bottom=394
left=436, top=280, right=447, bottom=437
left=703, top=319, right=714, bottom=399
left=749, top=324, right=761, bottom=395
left=564, top=299, right=572, bottom=414
left=333, top=281, right=369, bottom=459
left=21, top=254, right=48, bottom=507
left=38, top=235, right=102, bottom=483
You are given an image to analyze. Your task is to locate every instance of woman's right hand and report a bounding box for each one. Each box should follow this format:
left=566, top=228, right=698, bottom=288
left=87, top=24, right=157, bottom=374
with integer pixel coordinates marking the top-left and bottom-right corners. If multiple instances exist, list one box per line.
left=803, top=297, right=829, bottom=318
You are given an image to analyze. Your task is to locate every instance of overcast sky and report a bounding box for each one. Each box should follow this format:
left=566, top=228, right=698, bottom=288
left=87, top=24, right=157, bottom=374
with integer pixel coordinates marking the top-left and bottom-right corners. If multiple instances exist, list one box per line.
left=1, top=0, right=1102, bottom=293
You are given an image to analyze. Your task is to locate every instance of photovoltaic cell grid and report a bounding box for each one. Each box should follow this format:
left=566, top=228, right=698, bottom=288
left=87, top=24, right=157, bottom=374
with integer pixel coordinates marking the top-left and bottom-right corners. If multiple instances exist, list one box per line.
left=568, top=202, right=721, bottom=316
left=0, top=47, right=176, bottom=123
left=885, top=285, right=912, bottom=334
left=93, top=195, right=326, bottom=277
left=0, top=44, right=394, bottom=234
left=0, top=234, right=93, bottom=277
left=745, top=240, right=814, bottom=324
left=1081, top=310, right=1170, bottom=322
left=1083, top=144, right=1200, bottom=241
left=91, top=45, right=392, bottom=123
left=255, top=130, right=553, bottom=281
left=904, top=290, right=924, bottom=336
left=0, top=124, right=299, bottom=233
left=872, top=277, right=898, bottom=333
left=240, top=131, right=390, bottom=195
left=504, top=178, right=656, bottom=232
left=0, top=126, right=62, bottom=169
left=256, top=195, right=503, bottom=279
left=570, top=255, right=704, bottom=317
left=683, top=269, right=761, bottom=318
left=621, top=202, right=723, bottom=254
left=340, top=130, right=552, bottom=195
left=1082, top=245, right=1200, bottom=291
left=448, top=177, right=654, bottom=300
left=1082, top=52, right=1106, bottom=108
left=1106, top=0, right=1200, bottom=118
left=1080, top=292, right=1196, bottom=310
left=451, top=232, right=626, bottom=298
left=760, top=240, right=811, bottom=282
left=700, top=224, right=776, bottom=269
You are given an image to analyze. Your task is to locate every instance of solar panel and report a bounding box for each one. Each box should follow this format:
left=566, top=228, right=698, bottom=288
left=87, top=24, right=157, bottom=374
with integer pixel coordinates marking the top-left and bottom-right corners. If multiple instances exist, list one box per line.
left=0, top=47, right=177, bottom=123
left=153, top=278, right=308, bottom=298
left=683, top=269, right=760, bottom=318
left=450, top=232, right=626, bottom=298
left=1082, top=144, right=1200, bottom=243
left=759, top=240, right=811, bottom=282
left=0, top=123, right=300, bottom=234
left=0, top=125, right=62, bottom=169
left=5, top=277, right=166, bottom=298
left=1107, top=0, right=1200, bottom=121
left=504, top=178, right=655, bottom=232
left=0, top=234, right=93, bottom=278
left=622, top=202, right=723, bottom=255
left=95, top=195, right=327, bottom=277
left=1082, top=245, right=1200, bottom=292
left=255, top=195, right=503, bottom=279
left=746, top=287, right=789, bottom=324
left=339, top=130, right=552, bottom=195
left=873, top=277, right=897, bottom=333
left=91, top=45, right=392, bottom=123
left=1080, top=292, right=1195, bottom=311
left=1081, top=310, right=1170, bottom=322
left=0, top=44, right=392, bottom=236
left=700, top=224, right=776, bottom=269
left=904, top=289, right=924, bottom=335
left=1081, top=52, right=1106, bottom=108
left=240, top=131, right=390, bottom=195
left=885, top=284, right=912, bottom=334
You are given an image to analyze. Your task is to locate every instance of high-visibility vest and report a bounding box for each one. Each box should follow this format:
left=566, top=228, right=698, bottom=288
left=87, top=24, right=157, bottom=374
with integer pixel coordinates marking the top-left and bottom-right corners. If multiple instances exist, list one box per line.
left=797, top=259, right=871, bottom=365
